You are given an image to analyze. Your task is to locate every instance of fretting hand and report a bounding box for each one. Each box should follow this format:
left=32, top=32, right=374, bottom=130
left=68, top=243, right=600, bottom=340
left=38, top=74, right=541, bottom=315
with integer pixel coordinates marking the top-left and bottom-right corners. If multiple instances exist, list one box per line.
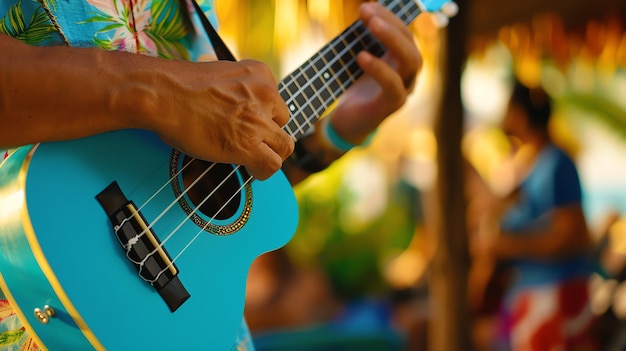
left=328, top=2, right=422, bottom=145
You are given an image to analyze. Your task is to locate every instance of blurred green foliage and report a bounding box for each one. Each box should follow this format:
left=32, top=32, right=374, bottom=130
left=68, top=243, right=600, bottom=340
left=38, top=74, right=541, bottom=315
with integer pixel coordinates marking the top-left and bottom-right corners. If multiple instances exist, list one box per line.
left=285, top=153, right=420, bottom=301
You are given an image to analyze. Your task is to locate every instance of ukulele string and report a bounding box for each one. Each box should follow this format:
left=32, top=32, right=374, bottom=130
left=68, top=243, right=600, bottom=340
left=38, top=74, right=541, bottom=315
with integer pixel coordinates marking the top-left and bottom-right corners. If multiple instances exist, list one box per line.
left=113, top=155, right=197, bottom=242
left=137, top=0, right=419, bottom=275
left=133, top=163, right=241, bottom=269
left=278, top=0, right=419, bottom=137
left=147, top=173, right=255, bottom=284
left=141, top=22, right=401, bottom=280
left=118, top=160, right=218, bottom=262
left=125, top=0, right=420, bottom=279
left=118, top=0, right=418, bottom=245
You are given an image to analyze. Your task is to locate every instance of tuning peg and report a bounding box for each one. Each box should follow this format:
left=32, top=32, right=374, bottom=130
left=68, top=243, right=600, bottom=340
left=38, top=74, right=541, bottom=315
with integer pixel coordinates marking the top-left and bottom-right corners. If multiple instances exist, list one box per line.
left=441, top=1, right=459, bottom=18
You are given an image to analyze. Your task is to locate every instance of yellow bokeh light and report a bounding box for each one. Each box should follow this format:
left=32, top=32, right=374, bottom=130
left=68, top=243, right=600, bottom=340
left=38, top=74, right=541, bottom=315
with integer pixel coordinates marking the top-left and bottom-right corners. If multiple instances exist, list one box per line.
left=384, top=247, right=426, bottom=289
left=609, top=218, right=626, bottom=254
left=0, top=189, right=24, bottom=225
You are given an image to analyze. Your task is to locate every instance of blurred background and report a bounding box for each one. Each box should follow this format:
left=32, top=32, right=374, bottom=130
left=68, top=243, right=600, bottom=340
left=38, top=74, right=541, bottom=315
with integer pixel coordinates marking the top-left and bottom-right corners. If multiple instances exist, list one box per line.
left=213, top=0, right=626, bottom=350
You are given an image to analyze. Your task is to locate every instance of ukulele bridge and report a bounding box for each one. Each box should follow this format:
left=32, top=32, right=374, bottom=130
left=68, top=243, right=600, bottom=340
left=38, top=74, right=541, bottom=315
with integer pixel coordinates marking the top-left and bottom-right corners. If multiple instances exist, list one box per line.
left=96, top=181, right=190, bottom=312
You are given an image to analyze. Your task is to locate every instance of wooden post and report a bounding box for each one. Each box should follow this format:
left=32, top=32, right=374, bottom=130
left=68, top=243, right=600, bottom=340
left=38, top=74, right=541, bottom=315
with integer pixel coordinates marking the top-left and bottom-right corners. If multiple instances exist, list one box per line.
left=428, top=0, right=473, bottom=350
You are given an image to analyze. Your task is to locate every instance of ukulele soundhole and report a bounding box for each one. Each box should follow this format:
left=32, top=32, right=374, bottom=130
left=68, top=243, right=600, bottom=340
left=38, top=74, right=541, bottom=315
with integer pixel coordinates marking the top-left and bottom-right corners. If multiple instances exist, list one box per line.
left=170, top=151, right=253, bottom=235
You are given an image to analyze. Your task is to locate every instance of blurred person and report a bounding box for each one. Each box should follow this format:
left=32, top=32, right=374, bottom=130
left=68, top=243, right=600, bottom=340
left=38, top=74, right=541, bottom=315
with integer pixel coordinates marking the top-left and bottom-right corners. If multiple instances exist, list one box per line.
left=474, top=80, right=598, bottom=351
left=0, top=0, right=421, bottom=349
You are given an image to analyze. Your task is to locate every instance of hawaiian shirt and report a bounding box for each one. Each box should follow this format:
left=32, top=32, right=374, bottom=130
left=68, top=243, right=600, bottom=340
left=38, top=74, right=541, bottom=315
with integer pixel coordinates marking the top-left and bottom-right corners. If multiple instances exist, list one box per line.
left=0, top=1, right=254, bottom=350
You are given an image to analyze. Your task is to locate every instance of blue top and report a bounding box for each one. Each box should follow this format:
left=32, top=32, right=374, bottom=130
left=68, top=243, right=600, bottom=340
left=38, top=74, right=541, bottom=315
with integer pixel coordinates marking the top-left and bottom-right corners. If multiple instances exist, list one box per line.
left=500, top=144, right=593, bottom=292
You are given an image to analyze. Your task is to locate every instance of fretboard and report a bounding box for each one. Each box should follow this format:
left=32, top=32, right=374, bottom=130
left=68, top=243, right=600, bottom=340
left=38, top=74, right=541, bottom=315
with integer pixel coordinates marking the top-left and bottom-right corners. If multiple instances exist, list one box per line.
left=280, top=0, right=422, bottom=141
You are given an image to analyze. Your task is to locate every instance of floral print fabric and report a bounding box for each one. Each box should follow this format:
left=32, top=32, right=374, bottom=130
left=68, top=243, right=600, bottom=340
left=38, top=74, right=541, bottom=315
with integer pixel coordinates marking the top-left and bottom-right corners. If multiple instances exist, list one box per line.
left=0, top=0, right=219, bottom=59
left=0, top=1, right=254, bottom=350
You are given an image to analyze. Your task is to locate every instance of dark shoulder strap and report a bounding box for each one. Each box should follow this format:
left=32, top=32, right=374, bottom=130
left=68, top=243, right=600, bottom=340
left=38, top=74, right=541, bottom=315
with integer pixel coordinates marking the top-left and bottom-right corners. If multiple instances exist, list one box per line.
left=190, top=0, right=236, bottom=61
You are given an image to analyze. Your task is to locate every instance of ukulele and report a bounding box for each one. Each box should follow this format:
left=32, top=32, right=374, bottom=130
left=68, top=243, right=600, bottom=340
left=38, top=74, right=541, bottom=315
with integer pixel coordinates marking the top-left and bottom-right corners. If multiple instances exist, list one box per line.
left=0, top=0, right=456, bottom=349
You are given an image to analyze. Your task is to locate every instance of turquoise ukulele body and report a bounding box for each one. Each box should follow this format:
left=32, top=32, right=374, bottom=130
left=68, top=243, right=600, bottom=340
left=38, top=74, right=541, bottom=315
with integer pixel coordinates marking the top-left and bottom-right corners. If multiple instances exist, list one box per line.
left=0, top=0, right=454, bottom=348
left=0, top=130, right=298, bottom=350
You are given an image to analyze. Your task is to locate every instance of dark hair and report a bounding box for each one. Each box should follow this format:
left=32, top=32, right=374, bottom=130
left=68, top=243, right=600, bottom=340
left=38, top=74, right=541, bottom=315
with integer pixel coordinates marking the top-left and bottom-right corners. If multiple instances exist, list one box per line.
left=510, top=80, right=552, bottom=131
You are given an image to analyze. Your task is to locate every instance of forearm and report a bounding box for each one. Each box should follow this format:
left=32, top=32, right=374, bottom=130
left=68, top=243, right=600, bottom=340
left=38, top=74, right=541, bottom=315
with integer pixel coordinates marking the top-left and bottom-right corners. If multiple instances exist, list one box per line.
left=1, top=33, right=297, bottom=179
left=488, top=204, right=593, bottom=261
left=494, top=232, right=557, bottom=259
left=494, top=228, right=590, bottom=260
left=0, top=35, right=160, bottom=148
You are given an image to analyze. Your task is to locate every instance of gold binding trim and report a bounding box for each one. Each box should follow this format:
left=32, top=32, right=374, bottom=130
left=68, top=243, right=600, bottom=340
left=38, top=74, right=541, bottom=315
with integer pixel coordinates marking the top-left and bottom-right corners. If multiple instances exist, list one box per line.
left=0, top=269, right=48, bottom=350
left=18, top=145, right=105, bottom=350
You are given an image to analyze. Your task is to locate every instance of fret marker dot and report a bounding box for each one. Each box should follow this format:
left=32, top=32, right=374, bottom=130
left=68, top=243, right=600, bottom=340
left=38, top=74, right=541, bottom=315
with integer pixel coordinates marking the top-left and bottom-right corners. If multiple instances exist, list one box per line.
left=289, top=104, right=296, bottom=112
left=323, top=72, right=330, bottom=80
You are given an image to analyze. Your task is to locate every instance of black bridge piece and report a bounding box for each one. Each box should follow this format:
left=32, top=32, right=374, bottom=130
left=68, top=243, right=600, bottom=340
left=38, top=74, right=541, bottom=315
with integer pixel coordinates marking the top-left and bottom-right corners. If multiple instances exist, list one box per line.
left=96, top=181, right=190, bottom=312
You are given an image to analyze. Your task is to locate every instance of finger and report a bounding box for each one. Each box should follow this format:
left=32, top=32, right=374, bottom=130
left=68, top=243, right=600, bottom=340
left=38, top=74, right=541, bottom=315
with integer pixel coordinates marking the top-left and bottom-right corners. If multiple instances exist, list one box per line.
left=272, top=98, right=291, bottom=127
left=356, top=51, right=406, bottom=108
left=366, top=16, right=422, bottom=92
left=244, top=143, right=284, bottom=180
left=243, top=60, right=291, bottom=127
left=264, top=127, right=295, bottom=161
left=258, top=117, right=295, bottom=160
left=360, top=3, right=414, bottom=42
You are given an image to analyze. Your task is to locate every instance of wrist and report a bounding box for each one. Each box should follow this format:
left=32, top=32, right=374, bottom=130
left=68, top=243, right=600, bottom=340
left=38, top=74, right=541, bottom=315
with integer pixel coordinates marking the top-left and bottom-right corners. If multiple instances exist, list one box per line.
left=118, top=81, right=162, bottom=131
left=93, top=49, right=159, bottom=132
left=288, top=139, right=329, bottom=174
left=112, top=56, right=180, bottom=134
left=319, top=117, right=375, bottom=152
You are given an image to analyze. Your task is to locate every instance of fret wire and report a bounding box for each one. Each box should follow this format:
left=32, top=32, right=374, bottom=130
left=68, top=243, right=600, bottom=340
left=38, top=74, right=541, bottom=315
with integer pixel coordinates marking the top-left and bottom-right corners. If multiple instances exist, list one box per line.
left=300, top=67, right=328, bottom=116
left=279, top=0, right=420, bottom=139
left=315, top=55, right=338, bottom=105
left=280, top=21, right=366, bottom=133
left=281, top=69, right=328, bottom=139
left=279, top=0, right=419, bottom=97
left=291, top=72, right=310, bottom=137
left=295, top=66, right=323, bottom=136
left=282, top=0, right=419, bottom=99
